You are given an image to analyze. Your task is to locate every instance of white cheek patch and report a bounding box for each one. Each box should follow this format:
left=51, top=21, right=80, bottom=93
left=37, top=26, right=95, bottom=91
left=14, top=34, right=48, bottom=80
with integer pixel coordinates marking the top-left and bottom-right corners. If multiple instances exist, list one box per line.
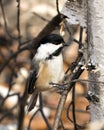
left=35, top=43, right=63, bottom=60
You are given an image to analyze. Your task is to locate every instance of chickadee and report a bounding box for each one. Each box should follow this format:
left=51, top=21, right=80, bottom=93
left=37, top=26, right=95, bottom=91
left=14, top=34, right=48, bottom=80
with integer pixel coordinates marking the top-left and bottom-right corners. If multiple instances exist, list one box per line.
left=27, top=34, right=67, bottom=112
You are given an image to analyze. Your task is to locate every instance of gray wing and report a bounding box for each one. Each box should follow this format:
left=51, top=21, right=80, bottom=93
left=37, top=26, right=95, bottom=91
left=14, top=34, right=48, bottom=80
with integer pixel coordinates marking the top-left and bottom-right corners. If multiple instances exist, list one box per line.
left=27, top=89, right=39, bottom=112
left=27, top=60, right=39, bottom=94
left=27, top=60, right=39, bottom=112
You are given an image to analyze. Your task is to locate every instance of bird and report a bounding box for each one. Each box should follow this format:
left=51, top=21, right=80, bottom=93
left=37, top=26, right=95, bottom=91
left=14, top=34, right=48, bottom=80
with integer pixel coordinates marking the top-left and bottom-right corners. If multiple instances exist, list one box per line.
left=27, top=34, right=67, bottom=112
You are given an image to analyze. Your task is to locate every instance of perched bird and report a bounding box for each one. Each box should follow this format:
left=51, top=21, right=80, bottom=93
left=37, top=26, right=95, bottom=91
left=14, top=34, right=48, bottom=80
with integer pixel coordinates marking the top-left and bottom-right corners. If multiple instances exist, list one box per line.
left=27, top=34, right=67, bottom=112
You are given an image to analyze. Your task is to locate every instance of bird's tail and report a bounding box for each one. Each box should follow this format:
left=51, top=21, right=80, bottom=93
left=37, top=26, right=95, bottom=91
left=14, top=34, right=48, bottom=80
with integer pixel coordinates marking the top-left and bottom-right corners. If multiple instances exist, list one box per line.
left=27, top=89, right=39, bottom=112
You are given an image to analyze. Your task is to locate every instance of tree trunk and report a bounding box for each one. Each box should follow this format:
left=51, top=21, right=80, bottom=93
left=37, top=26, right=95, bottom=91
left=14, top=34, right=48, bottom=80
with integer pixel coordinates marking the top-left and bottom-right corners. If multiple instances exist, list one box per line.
left=87, top=0, right=104, bottom=121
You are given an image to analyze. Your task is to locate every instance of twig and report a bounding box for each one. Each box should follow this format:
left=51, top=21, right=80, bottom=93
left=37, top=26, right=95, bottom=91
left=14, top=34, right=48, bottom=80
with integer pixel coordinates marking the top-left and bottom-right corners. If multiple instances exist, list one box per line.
left=64, top=20, right=80, bottom=45
left=67, top=101, right=73, bottom=123
left=0, top=104, right=18, bottom=122
left=66, top=99, right=87, bottom=129
left=0, top=48, right=15, bottom=72
left=27, top=109, right=39, bottom=130
left=53, top=80, right=88, bottom=91
left=17, top=0, right=21, bottom=48
left=71, top=26, right=84, bottom=130
left=39, top=93, right=52, bottom=130
left=17, top=79, right=29, bottom=130
left=56, top=0, right=60, bottom=14
left=18, top=99, right=26, bottom=130
left=41, top=109, right=52, bottom=130
left=72, top=86, right=77, bottom=130
left=60, top=119, right=66, bottom=130
left=0, top=0, right=18, bottom=40
left=79, top=26, right=83, bottom=47
left=0, top=46, right=30, bottom=73
left=71, top=79, right=104, bottom=85
left=0, top=93, right=20, bottom=107
left=20, top=39, right=32, bottom=46
left=17, top=70, right=33, bottom=130
left=33, top=12, right=49, bottom=22
left=27, top=93, right=51, bottom=130
left=53, top=90, right=68, bottom=130
left=64, top=20, right=72, bottom=37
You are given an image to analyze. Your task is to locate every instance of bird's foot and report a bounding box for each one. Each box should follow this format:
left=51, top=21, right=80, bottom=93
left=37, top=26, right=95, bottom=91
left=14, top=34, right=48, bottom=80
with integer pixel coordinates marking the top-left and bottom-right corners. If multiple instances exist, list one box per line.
left=49, top=82, right=68, bottom=91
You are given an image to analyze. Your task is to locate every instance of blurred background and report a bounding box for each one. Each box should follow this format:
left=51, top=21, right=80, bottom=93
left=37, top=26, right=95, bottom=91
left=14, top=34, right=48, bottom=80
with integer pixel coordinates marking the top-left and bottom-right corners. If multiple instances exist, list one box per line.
left=0, top=0, right=90, bottom=130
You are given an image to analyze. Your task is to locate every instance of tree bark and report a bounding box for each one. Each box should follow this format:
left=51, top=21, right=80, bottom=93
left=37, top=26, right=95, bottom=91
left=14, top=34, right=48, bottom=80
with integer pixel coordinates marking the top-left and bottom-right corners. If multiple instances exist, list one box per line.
left=87, top=0, right=104, bottom=121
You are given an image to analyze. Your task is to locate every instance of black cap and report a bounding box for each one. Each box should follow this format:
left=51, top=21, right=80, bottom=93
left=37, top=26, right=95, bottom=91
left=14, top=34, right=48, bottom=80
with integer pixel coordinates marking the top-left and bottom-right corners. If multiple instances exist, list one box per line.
left=40, top=34, right=65, bottom=45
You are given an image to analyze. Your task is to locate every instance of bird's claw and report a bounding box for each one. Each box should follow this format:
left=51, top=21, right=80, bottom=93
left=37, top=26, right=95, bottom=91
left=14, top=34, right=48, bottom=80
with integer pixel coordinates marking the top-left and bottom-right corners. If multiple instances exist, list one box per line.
left=49, top=82, right=68, bottom=90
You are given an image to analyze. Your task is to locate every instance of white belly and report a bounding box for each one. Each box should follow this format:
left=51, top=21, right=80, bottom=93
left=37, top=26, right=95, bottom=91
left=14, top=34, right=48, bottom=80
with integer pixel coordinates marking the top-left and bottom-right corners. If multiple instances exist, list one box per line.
left=35, top=54, right=65, bottom=91
left=48, top=54, right=64, bottom=83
